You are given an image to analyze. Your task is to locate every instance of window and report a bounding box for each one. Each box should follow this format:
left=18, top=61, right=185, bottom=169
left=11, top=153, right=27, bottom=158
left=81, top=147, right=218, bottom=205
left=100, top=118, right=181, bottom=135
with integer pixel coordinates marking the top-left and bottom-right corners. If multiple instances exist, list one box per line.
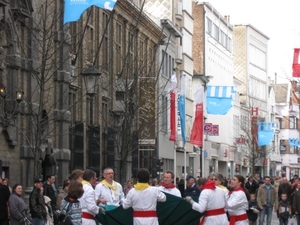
left=290, top=146, right=295, bottom=154
left=213, top=23, right=219, bottom=41
left=116, top=22, right=122, bottom=74
left=102, top=13, right=110, bottom=71
left=207, top=18, right=212, bottom=35
left=279, top=118, right=284, bottom=129
left=280, top=140, right=286, bottom=153
left=116, top=91, right=125, bottom=100
left=290, top=116, right=296, bottom=129
left=162, top=95, right=168, bottom=132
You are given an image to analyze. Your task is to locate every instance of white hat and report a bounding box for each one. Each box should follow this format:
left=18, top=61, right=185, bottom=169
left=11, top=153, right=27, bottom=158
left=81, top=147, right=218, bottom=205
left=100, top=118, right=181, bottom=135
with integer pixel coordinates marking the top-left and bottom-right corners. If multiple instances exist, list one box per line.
left=44, top=196, right=51, bottom=204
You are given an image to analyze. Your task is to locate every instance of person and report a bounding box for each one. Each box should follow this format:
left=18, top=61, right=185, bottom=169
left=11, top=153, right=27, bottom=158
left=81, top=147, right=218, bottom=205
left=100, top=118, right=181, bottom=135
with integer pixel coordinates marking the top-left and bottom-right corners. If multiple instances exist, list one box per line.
left=57, top=179, right=70, bottom=209
left=43, top=175, right=57, bottom=210
left=256, top=176, right=278, bottom=225
left=247, top=193, right=260, bottom=225
left=226, top=174, right=249, bottom=225
left=44, top=196, right=54, bottom=225
left=95, top=168, right=124, bottom=211
left=292, top=182, right=300, bottom=225
left=122, top=168, right=166, bottom=225
left=158, top=170, right=181, bottom=197
left=278, top=177, right=292, bottom=201
left=0, top=177, right=10, bottom=225
left=3, top=178, right=12, bottom=194
left=124, top=180, right=133, bottom=197
left=245, top=176, right=259, bottom=194
left=152, top=178, right=159, bottom=187
left=178, top=179, right=185, bottom=197
left=276, top=193, right=291, bottom=225
left=211, top=173, right=229, bottom=195
left=78, top=169, right=101, bottom=225
left=186, top=178, right=227, bottom=225
left=69, top=169, right=84, bottom=182
left=290, top=175, right=299, bottom=184
left=184, top=176, right=200, bottom=197
left=60, top=180, right=84, bottom=225
left=29, top=178, right=47, bottom=225
left=8, top=184, right=30, bottom=225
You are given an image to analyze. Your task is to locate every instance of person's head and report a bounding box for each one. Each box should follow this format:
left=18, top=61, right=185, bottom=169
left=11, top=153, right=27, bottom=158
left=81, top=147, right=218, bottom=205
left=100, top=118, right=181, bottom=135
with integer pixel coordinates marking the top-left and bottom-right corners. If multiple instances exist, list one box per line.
left=46, top=174, right=55, bottom=184
left=163, top=170, right=175, bottom=186
left=68, top=180, right=84, bottom=199
left=3, top=178, right=9, bottom=186
left=103, top=168, right=114, bottom=184
left=44, top=196, right=51, bottom=205
left=186, top=176, right=195, bottom=187
left=69, top=169, right=84, bottom=182
left=127, top=180, right=133, bottom=188
left=34, top=178, right=43, bottom=190
left=231, top=175, right=245, bottom=189
left=82, top=169, right=97, bottom=185
left=250, top=193, right=256, bottom=202
left=62, top=179, right=70, bottom=191
left=197, top=177, right=208, bottom=190
left=282, top=177, right=288, bottom=183
left=248, top=176, right=254, bottom=182
left=137, top=168, right=150, bottom=183
left=281, top=193, right=288, bottom=201
left=264, top=176, right=271, bottom=186
left=12, top=184, right=23, bottom=196
left=211, top=173, right=224, bottom=186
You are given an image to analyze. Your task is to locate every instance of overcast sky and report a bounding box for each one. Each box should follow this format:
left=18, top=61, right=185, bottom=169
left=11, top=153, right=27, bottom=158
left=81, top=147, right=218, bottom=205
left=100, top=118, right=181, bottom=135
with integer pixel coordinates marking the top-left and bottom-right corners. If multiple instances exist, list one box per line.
left=206, top=0, right=300, bottom=84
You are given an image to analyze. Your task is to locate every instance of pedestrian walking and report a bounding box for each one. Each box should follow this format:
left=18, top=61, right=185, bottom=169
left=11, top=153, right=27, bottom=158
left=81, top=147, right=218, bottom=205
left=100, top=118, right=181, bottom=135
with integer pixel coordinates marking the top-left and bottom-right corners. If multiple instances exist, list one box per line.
left=247, top=193, right=260, bottom=225
left=276, top=193, right=291, bottom=225
left=292, top=182, right=300, bottom=225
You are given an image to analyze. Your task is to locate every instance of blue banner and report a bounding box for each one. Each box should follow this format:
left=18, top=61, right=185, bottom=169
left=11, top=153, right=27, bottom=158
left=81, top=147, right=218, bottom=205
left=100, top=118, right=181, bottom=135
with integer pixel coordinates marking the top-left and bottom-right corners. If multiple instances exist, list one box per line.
left=64, top=0, right=117, bottom=24
left=258, top=122, right=276, bottom=146
left=206, top=86, right=235, bottom=115
left=179, top=76, right=186, bottom=144
left=289, top=138, right=300, bottom=147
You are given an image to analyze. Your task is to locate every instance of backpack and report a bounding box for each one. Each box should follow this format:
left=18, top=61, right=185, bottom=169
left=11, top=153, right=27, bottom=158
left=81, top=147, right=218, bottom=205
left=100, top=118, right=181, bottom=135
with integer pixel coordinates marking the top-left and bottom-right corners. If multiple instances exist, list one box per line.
left=57, top=203, right=73, bottom=225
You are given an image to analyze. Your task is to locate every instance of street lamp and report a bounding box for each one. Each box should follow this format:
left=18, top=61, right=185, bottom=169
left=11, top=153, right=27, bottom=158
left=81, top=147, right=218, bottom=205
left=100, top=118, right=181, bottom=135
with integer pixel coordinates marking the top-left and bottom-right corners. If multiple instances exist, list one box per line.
left=81, top=65, right=101, bottom=96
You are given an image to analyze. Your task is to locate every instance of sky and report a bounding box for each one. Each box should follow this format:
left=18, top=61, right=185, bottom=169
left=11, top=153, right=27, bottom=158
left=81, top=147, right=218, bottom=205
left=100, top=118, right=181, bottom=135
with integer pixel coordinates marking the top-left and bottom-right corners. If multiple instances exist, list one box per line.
left=206, top=0, right=300, bottom=84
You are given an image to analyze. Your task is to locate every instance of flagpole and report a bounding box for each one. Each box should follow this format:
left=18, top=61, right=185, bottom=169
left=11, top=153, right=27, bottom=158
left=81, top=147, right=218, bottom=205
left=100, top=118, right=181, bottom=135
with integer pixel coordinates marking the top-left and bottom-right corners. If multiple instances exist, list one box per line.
left=174, top=143, right=176, bottom=180
left=184, top=143, right=186, bottom=189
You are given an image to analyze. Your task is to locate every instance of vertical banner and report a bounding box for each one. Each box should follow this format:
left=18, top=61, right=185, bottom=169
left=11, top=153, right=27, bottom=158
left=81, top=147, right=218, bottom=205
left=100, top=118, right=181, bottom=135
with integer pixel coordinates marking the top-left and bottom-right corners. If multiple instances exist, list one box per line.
left=169, top=72, right=177, bottom=142
left=293, top=48, right=300, bottom=77
left=178, top=75, right=186, bottom=144
left=190, top=87, right=204, bottom=146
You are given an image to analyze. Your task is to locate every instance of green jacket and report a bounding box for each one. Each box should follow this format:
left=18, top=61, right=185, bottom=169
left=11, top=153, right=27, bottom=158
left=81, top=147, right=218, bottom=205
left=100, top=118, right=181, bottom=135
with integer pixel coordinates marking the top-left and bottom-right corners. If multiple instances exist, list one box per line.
left=257, top=184, right=278, bottom=209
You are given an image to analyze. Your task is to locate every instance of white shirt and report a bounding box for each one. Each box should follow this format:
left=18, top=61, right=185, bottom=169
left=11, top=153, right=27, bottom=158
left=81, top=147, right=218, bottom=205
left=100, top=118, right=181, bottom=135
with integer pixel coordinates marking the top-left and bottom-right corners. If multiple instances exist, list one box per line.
left=122, top=186, right=166, bottom=225
left=94, top=181, right=124, bottom=207
left=157, top=186, right=182, bottom=197
left=191, top=186, right=228, bottom=225
left=226, top=190, right=249, bottom=225
left=78, top=182, right=99, bottom=225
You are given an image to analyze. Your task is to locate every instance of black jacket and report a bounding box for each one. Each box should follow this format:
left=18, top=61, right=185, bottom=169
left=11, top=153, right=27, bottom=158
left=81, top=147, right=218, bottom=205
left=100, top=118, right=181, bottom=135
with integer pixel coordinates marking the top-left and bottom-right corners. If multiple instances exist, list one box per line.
left=247, top=200, right=259, bottom=222
left=43, top=183, right=57, bottom=210
left=29, top=187, right=47, bottom=219
left=245, top=180, right=258, bottom=194
left=0, top=184, right=10, bottom=220
left=184, top=184, right=200, bottom=197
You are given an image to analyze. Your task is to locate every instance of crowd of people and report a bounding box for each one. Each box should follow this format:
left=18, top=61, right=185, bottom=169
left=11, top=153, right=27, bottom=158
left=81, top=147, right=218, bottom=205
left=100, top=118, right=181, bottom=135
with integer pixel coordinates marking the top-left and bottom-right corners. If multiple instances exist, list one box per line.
left=1, top=171, right=300, bottom=225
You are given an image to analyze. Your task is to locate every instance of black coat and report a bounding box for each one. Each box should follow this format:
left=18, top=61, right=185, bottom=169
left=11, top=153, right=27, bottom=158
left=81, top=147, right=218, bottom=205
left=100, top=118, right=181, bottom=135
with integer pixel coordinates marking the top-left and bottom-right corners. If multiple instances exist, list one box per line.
left=245, top=180, right=258, bottom=194
left=0, top=184, right=10, bottom=220
left=247, top=200, right=259, bottom=222
left=184, top=184, right=200, bottom=197
left=29, top=187, right=47, bottom=219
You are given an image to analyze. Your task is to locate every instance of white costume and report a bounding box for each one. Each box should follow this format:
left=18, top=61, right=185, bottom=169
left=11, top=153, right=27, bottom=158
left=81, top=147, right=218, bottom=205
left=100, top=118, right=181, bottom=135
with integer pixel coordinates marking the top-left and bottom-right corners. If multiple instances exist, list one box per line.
left=226, top=189, right=249, bottom=225
left=191, top=186, right=228, bottom=225
left=122, top=186, right=166, bottom=225
left=158, top=186, right=182, bottom=197
left=79, top=182, right=99, bottom=225
left=95, top=181, right=124, bottom=207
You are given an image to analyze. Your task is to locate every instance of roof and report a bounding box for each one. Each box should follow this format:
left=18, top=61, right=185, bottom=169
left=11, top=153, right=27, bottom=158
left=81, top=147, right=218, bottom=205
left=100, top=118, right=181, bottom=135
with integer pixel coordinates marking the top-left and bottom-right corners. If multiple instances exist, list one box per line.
left=273, top=83, right=289, bottom=103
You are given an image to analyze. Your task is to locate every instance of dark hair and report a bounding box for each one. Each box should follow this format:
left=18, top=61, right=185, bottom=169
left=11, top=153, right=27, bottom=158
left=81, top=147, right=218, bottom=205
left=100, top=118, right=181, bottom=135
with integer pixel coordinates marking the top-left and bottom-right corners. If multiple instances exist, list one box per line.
left=62, top=179, right=70, bottom=189
left=82, top=169, right=96, bottom=181
left=165, top=170, right=175, bottom=179
left=234, top=174, right=250, bottom=200
left=12, top=183, right=22, bottom=193
left=46, top=174, right=55, bottom=180
left=137, top=168, right=150, bottom=183
left=69, top=169, right=84, bottom=180
left=197, top=177, right=208, bottom=186
left=68, top=180, right=84, bottom=199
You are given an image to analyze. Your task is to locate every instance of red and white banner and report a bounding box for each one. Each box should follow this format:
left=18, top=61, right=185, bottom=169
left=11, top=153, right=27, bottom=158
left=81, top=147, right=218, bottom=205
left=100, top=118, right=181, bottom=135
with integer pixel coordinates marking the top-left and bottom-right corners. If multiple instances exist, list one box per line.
left=190, top=87, right=204, bottom=147
left=293, top=48, right=300, bottom=77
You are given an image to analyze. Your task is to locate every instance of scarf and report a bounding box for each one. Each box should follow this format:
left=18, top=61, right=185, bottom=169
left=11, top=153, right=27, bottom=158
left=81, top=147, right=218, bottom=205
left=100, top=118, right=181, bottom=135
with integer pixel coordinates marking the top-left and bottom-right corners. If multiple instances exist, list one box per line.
left=134, top=182, right=149, bottom=191
left=201, top=180, right=216, bottom=190
left=229, top=187, right=245, bottom=195
left=161, top=182, right=175, bottom=189
left=101, top=180, right=118, bottom=196
left=82, top=180, right=89, bottom=185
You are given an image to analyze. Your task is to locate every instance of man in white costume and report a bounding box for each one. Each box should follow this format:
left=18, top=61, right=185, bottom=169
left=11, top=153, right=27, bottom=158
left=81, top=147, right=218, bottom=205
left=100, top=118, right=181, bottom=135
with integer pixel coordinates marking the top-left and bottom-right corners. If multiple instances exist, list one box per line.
left=79, top=169, right=100, bottom=225
left=122, top=168, right=166, bottom=225
left=95, top=167, right=124, bottom=210
left=186, top=178, right=228, bottom=225
left=158, top=170, right=181, bottom=197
